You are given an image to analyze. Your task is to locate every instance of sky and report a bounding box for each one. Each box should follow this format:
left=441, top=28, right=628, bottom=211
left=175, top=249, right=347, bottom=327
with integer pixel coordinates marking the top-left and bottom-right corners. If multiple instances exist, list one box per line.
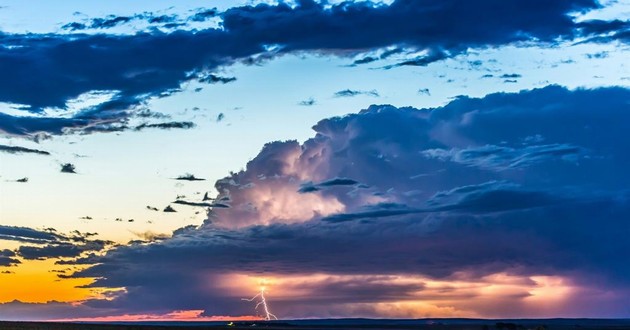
left=0, top=0, right=629, bottom=322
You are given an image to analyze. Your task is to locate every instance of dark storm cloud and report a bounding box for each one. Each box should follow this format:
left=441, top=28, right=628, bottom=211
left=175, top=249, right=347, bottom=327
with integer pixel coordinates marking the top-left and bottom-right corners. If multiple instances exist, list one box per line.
left=0, top=226, right=109, bottom=264
left=50, top=86, right=630, bottom=318
left=0, top=28, right=229, bottom=138
left=0, top=0, right=612, bottom=138
left=578, top=19, right=630, bottom=35
left=0, top=225, right=61, bottom=244
left=0, top=145, right=50, bottom=155
left=68, top=193, right=630, bottom=317
left=576, top=19, right=630, bottom=43
left=0, top=226, right=86, bottom=244
left=90, top=192, right=622, bottom=277
left=0, top=112, right=89, bottom=137
left=221, top=0, right=595, bottom=53
left=17, top=240, right=107, bottom=260
left=55, top=253, right=102, bottom=266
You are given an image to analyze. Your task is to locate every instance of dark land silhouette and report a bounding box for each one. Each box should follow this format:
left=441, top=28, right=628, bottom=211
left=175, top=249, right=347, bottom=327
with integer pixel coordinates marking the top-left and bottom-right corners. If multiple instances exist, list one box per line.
left=1, top=319, right=629, bottom=330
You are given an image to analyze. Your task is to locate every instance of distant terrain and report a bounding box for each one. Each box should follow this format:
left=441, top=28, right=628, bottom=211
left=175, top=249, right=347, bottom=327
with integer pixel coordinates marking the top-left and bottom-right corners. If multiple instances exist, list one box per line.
left=1, top=319, right=630, bottom=330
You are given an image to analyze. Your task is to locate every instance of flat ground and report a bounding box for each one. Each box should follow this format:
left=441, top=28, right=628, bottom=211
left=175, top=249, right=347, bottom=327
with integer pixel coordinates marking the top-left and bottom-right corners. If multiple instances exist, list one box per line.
left=1, top=320, right=629, bottom=330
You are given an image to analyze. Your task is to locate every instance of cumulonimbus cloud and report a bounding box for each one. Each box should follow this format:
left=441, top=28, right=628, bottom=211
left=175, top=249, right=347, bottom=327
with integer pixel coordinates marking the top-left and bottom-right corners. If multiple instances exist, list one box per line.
left=23, top=85, right=625, bottom=320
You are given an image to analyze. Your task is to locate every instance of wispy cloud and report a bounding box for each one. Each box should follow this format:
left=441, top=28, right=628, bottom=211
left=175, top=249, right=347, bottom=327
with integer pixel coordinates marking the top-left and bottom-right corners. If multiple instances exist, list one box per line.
left=298, top=98, right=316, bottom=106
left=334, top=89, right=380, bottom=98
left=134, top=121, right=195, bottom=131
left=0, top=145, right=50, bottom=155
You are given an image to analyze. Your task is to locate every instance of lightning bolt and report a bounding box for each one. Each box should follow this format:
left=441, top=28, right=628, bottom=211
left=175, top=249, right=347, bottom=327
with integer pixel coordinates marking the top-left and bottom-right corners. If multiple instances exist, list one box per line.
left=242, top=285, right=278, bottom=321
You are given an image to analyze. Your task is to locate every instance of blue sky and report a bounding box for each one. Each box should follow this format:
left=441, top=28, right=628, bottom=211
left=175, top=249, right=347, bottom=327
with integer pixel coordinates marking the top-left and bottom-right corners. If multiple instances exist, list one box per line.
left=0, top=0, right=629, bottom=321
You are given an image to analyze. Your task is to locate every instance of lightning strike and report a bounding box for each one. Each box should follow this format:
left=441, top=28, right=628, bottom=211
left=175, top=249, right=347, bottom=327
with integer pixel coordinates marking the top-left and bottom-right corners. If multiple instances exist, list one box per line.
left=242, top=285, right=278, bottom=321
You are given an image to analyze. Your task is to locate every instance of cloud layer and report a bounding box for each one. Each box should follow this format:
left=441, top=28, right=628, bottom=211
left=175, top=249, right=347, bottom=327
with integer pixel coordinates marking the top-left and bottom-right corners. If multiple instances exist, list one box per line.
left=0, top=225, right=111, bottom=262
left=7, top=85, right=623, bottom=320
left=2, top=0, right=625, bottom=138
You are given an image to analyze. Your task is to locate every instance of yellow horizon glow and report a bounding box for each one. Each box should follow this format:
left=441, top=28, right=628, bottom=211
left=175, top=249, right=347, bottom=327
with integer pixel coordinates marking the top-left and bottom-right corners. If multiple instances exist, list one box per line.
left=0, top=259, right=97, bottom=303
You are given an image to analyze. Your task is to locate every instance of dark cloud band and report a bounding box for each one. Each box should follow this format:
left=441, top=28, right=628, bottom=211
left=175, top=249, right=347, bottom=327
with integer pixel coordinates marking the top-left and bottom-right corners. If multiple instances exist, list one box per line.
left=1, top=0, right=619, bottom=138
